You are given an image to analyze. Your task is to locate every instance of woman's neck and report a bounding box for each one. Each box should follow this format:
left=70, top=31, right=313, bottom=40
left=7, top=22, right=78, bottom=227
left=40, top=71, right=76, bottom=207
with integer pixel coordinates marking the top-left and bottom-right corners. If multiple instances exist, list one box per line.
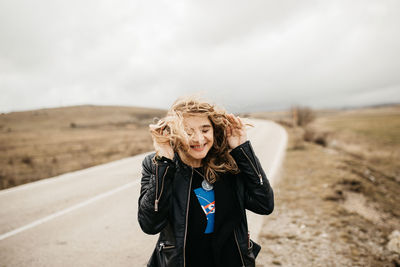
left=178, top=150, right=202, bottom=168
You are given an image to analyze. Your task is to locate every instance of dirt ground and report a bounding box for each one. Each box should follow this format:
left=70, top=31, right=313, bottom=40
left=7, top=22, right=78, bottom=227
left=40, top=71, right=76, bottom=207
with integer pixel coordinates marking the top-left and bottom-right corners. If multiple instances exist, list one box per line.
left=256, top=106, right=400, bottom=267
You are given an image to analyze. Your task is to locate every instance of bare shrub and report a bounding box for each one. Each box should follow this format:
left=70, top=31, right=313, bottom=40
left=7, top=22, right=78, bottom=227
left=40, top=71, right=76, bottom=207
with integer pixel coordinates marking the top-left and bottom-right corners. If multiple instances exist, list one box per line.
left=291, top=106, right=316, bottom=127
left=303, top=127, right=316, bottom=142
left=304, top=127, right=330, bottom=147
left=314, top=133, right=328, bottom=147
left=21, top=156, right=33, bottom=166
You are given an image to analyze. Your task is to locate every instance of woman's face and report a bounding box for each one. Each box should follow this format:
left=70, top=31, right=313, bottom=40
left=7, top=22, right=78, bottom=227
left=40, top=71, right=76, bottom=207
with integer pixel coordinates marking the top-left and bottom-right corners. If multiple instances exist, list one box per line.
left=182, top=114, right=214, bottom=165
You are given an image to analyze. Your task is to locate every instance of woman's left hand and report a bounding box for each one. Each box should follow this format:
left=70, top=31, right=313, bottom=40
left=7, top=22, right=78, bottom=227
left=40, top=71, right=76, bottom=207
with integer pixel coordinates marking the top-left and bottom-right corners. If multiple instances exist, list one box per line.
left=226, top=114, right=247, bottom=149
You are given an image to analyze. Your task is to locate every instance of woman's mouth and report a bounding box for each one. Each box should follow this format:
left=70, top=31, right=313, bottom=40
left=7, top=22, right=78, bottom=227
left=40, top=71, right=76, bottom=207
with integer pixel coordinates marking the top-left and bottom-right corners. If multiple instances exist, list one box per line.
left=190, top=143, right=207, bottom=152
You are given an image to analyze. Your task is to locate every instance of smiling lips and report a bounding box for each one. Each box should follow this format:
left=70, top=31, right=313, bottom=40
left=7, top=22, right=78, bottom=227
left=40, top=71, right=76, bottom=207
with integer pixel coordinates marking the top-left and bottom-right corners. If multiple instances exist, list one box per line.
left=190, top=143, right=207, bottom=151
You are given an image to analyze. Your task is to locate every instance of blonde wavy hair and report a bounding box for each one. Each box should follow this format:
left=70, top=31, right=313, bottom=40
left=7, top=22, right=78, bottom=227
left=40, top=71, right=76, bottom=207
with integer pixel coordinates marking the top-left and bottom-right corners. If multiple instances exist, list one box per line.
left=150, top=96, right=244, bottom=183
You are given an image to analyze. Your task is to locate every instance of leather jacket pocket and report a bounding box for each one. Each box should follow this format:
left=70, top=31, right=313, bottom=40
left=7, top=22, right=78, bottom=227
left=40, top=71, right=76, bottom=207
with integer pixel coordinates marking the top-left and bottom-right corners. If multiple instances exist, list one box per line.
left=241, top=239, right=262, bottom=267
left=148, top=241, right=178, bottom=267
left=248, top=239, right=261, bottom=258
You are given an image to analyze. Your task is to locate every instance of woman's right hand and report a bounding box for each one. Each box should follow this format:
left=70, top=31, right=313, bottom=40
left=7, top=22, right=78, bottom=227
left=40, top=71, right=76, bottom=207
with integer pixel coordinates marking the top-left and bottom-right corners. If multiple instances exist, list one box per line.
left=152, top=128, right=174, bottom=160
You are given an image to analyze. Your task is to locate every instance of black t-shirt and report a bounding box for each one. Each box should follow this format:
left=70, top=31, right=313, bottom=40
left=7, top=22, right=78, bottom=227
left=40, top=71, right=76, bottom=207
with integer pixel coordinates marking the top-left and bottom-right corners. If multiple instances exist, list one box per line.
left=185, top=168, right=217, bottom=267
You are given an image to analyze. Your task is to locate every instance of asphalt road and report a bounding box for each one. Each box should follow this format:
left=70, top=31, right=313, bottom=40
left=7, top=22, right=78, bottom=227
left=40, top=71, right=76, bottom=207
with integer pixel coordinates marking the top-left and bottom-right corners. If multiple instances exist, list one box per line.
left=0, top=119, right=287, bottom=267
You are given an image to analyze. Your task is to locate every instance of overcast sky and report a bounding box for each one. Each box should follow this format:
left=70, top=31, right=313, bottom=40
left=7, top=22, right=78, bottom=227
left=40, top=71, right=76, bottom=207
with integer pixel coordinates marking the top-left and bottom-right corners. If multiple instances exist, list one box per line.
left=1, top=0, right=399, bottom=113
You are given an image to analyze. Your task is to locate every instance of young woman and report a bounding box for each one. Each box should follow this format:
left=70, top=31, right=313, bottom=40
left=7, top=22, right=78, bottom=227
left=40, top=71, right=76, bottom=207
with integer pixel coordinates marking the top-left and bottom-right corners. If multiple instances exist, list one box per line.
left=138, top=96, right=274, bottom=267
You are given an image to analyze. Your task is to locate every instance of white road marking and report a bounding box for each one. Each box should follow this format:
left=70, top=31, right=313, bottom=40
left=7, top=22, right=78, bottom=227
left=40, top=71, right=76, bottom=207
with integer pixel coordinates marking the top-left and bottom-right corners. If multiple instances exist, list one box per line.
left=0, top=179, right=141, bottom=241
left=0, top=156, right=143, bottom=197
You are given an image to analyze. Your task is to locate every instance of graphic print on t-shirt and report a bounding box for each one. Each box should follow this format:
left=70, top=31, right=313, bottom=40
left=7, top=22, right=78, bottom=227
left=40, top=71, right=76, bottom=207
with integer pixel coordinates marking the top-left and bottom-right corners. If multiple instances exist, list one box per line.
left=194, top=187, right=215, bottom=233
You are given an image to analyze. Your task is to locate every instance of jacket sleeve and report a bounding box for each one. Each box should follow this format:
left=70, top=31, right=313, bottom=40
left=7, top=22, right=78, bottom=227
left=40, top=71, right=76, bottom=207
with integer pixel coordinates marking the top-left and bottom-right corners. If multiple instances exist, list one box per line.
left=137, top=153, right=176, bottom=234
left=230, top=140, right=274, bottom=215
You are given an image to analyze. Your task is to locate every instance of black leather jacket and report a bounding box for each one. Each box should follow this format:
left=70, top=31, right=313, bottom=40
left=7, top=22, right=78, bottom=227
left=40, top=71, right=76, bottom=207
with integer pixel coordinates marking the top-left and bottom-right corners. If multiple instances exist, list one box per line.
left=138, top=141, right=274, bottom=267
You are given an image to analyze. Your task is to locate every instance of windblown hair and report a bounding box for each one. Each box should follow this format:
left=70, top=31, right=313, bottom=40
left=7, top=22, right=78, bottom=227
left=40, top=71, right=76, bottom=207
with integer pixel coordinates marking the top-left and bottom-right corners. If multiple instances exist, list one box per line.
left=150, top=96, right=242, bottom=183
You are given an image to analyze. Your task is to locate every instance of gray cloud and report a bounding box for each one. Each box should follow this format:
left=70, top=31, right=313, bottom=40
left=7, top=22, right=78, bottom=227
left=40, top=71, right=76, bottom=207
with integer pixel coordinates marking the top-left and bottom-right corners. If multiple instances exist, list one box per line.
left=1, top=0, right=399, bottom=113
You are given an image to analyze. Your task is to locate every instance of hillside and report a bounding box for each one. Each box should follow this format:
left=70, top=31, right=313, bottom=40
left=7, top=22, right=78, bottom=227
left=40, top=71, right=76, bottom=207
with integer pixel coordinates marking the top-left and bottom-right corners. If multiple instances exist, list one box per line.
left=0, top=105, right=165, bottom=189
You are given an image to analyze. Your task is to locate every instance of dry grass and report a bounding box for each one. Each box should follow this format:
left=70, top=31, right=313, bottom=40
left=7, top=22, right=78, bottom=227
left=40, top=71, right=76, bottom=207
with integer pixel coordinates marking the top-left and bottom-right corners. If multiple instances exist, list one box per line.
left=319, top=108, right=400, bottom=146
left=0, top=105, right=166, bottom=189
left=252, top=104, right=400, bottom=266
left=314, top=105, right=400, bottom=181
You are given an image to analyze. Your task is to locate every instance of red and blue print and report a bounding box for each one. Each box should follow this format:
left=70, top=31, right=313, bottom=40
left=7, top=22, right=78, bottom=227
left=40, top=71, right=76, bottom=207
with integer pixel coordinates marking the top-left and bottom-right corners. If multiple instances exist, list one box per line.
left=194, top=187, right=215, bottom=233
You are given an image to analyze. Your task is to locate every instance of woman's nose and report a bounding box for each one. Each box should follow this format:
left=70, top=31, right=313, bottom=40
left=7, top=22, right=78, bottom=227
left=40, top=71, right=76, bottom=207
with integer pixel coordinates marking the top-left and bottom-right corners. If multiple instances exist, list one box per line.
left=192, top=131, right=204, bottom=142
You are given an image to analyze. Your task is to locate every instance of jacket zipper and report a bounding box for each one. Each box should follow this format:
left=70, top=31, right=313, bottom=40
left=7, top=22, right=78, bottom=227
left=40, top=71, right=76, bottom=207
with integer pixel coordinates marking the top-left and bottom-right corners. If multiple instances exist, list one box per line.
left=183, top=168, right=193, bottom=267
left=240, top=147, right=263, bottom=185
left=234, top=229, right=245, bottom=267
left=154, top=164, right=170, bottom=212
left=159, top=242, right=175, bottom=251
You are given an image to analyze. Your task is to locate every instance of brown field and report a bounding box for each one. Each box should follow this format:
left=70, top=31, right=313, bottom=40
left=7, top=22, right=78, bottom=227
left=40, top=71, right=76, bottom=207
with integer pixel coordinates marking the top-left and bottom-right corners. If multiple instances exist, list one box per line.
left=253, top=104, right=400, bottom=266
left=0, top=105, right=165, bottom=189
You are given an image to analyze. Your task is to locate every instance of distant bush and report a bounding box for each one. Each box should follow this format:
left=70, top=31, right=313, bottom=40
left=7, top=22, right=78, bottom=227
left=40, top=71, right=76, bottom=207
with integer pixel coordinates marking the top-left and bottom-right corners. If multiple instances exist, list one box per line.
left=303, top=127, right=315, bottom=142
left=314, top=134, right=328, bottom=147
left=21, top=156, right=33, bottom=166
left=70, top=122, right=77, bottom=128
left=304, top=127, right=329, bottom=147
left=291, top=106, right=316, bottom=127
